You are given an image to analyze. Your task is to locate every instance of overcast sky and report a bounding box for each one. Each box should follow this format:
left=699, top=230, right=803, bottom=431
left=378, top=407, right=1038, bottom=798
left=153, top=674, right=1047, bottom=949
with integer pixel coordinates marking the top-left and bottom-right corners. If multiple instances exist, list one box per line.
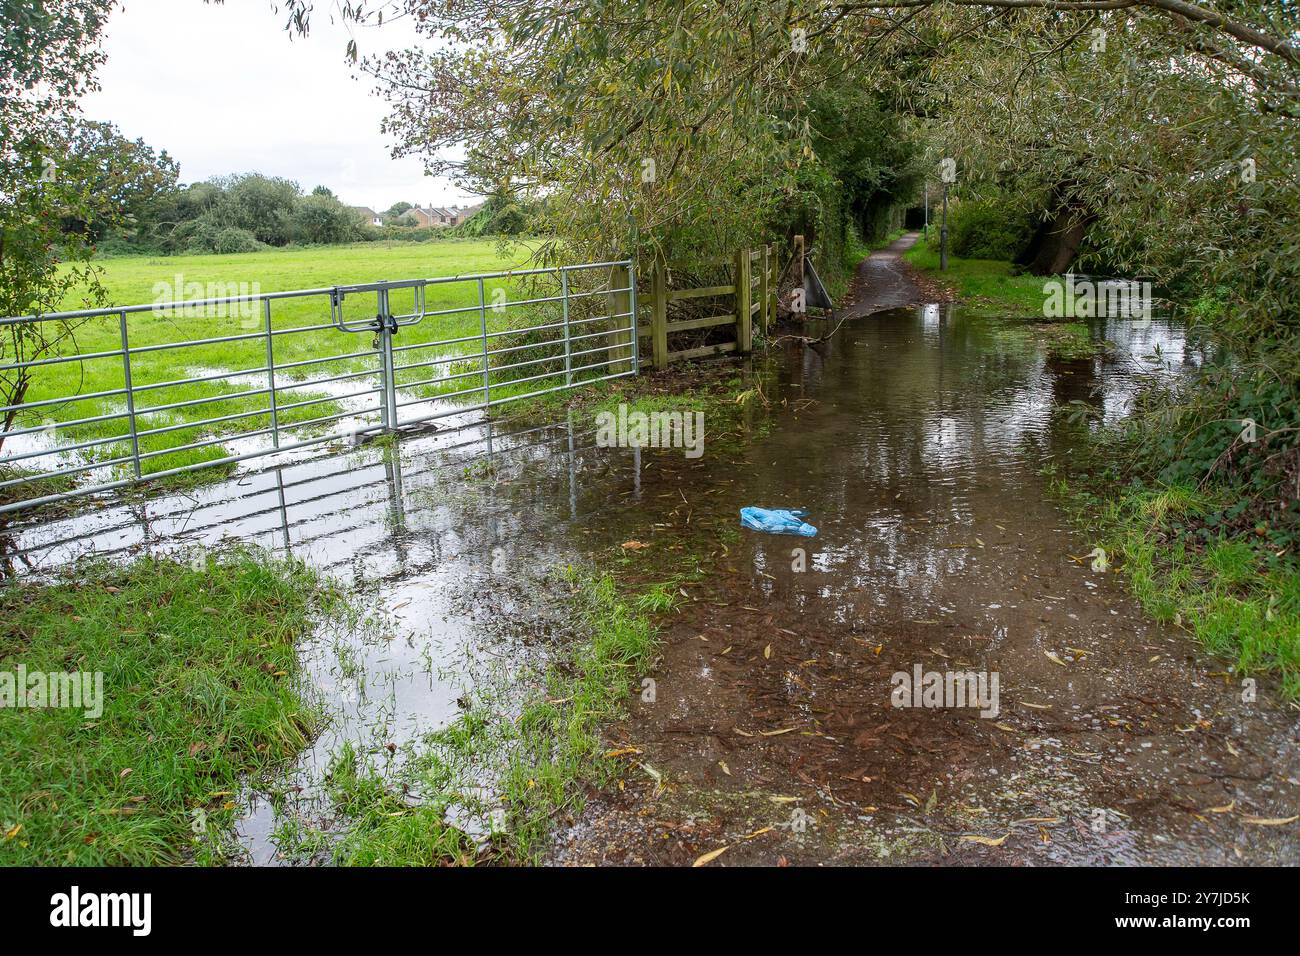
left=80, top=0, right=475, bottom=211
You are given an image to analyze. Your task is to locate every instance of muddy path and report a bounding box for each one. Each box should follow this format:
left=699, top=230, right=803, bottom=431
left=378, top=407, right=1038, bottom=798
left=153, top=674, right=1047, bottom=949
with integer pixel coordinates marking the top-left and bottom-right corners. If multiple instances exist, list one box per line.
left=550, top=234, right=1300, bottom=866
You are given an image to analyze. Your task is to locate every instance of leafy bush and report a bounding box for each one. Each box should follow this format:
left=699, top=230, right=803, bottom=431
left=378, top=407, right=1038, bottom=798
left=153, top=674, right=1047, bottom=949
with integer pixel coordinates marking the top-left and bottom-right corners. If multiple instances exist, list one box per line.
left=211, top=226, right=264, bottom=254
left=292, top=193, right=362, bottom=245
left=948, top=200, right=1035, bottom=261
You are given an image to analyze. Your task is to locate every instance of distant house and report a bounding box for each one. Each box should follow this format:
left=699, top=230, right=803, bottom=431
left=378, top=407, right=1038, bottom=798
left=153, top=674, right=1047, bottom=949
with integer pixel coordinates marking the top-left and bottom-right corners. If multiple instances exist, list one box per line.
left=349, top=206, right=384, bottom=227
left=453, top=203, right=484, bottom=226
left=409, top=205, right=458, bottom=228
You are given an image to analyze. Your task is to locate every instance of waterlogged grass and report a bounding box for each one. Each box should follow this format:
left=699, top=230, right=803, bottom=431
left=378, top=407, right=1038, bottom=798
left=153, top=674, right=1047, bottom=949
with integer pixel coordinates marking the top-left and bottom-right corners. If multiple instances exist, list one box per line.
left=905, top=243, right=1102, bottom=359
left=0, top=550, right=334, bottom=865
left=1048, top=476, right=1300, bottom=699
left=291, top=564, right=677, bottom=866
left=499, top=568, right=665, bottom=858
left=3, top=240, right=564, bottom=500
left=496, top=354, right=776, bottom=457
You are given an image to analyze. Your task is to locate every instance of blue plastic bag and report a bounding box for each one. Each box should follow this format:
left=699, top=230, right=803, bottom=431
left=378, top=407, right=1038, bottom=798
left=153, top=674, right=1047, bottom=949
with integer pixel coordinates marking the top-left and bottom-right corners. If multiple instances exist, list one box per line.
left=740, top=507, right=818, bottom=537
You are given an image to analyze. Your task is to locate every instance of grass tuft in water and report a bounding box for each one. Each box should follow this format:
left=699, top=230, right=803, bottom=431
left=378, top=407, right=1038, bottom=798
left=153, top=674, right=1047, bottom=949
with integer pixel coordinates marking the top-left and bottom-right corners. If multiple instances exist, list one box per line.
left=0, top=549, right=334, bottom=865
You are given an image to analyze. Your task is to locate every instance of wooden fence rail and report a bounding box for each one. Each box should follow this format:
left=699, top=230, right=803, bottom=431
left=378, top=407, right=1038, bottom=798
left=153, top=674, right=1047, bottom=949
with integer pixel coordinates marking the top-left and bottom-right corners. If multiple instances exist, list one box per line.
left=637, top=244, right=777, bottom=367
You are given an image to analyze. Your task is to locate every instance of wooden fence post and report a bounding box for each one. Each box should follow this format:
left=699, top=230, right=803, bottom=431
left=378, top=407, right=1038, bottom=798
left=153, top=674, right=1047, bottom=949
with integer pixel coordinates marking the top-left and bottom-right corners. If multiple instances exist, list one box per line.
left=607, top=264, right=632, bottom=374
left=764, top=244, right=774, bottom=330
left=735, top=247, right=752, bottom=354
left=651, top=262, right=668, bottom=367
left=759, top=244, right=771, bottom=335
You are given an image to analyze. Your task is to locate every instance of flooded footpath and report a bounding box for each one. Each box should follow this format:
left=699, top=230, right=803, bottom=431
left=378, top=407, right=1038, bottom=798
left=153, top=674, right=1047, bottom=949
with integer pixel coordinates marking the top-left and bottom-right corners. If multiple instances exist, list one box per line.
left=552, top=236, right=1300, bottom=866
left=3, top=235, right=1296, bottom=865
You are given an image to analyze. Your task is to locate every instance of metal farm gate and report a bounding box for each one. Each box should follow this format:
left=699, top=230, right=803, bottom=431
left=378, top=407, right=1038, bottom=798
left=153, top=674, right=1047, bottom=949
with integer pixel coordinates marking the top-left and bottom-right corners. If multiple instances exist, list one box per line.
left=0, top=261, right=636, bottom=515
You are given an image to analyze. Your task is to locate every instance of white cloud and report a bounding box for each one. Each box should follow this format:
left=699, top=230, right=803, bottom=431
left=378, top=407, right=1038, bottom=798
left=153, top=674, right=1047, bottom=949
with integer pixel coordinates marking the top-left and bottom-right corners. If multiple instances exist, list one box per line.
left=80, top=0, right=474, bottom=211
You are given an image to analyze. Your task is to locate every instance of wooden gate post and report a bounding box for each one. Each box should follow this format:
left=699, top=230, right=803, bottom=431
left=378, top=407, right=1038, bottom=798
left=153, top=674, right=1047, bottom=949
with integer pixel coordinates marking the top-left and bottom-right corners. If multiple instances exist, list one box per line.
left=735, top=247, right=753, bottom=354
left=651, top=262, right=669, bottom=367
left=607, top=264, right=633, bottom=374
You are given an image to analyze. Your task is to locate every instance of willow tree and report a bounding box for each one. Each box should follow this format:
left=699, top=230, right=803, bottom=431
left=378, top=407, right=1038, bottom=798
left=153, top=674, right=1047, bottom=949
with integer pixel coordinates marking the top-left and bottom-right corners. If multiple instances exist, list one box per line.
left=268, top=2, right=1294, bottom=285
left=920, top=5, right=1299, bottom=344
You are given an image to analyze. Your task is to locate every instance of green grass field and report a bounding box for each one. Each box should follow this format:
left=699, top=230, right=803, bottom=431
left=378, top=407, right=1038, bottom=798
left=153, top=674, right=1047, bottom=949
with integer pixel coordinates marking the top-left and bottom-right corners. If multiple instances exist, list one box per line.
left=3, top=239, right=635, bottom=504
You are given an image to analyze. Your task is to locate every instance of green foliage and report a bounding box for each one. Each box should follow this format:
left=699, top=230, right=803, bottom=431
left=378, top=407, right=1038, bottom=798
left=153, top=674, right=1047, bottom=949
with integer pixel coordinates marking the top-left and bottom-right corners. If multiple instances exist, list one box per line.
left=947, top=200, right=1034, bottom=262
left=1109, top=358, right=1300, bottom=566
left=210, top=226, right=264, bottom=255
left=1051, top=475, right=1299, bottom=699
left=451, top=192, right=532, bottom=238
left=292, top=192, right=363, bottom=246
left=1, top=1, right=118, bottom=446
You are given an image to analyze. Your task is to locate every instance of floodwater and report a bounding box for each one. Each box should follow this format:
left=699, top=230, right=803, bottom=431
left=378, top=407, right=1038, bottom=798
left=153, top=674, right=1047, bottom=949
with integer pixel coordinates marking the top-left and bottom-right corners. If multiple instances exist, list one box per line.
left=3, top=236, right=1296, bottom=865
left=553, top=303, right=1296, bottom=866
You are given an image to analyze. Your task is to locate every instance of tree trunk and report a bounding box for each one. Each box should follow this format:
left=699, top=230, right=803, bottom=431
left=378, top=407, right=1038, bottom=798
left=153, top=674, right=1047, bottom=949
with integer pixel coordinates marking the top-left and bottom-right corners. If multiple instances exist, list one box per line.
left=1017, top=187, right=1097, bottom=276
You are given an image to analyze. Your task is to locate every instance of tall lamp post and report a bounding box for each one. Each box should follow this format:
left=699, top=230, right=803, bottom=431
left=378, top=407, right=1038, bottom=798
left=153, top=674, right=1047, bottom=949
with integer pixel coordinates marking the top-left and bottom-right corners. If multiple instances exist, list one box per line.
left=940, top=181, right=949, bottom=271
left=938, top=157, right=955, bottom=272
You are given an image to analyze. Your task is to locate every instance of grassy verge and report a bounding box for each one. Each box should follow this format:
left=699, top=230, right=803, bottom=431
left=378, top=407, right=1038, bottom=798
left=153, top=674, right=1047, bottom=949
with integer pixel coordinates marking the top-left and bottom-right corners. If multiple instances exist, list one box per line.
left=904, top=238, right=1099, bottom=360
left=0, top=550, right=334, bottom=865
left=1047, top=472, right=1299, bottom=699
left=904, top=240, right=1046, bottom=316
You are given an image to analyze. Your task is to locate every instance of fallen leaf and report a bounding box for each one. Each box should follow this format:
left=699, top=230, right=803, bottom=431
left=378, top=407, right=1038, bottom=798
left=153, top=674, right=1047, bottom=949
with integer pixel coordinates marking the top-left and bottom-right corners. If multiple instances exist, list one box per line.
left=3, top=824, right=21, bottom=840
left=1240, top=814, right=1299, bottom=826
left=759, top=727, right=795, bottom=736
left=692, top=845, right=732, bottom=867
left=603, top=747, right=642, bottom=758
left=620, top=540, right=649, bottom=550
left=763, top=644, right=772, bottom=659
left=1045, top=651, right=1067, bottom=667
left=961, top=833, right=1009, bottom=846
left=718, top=761, right=731, bottom=776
